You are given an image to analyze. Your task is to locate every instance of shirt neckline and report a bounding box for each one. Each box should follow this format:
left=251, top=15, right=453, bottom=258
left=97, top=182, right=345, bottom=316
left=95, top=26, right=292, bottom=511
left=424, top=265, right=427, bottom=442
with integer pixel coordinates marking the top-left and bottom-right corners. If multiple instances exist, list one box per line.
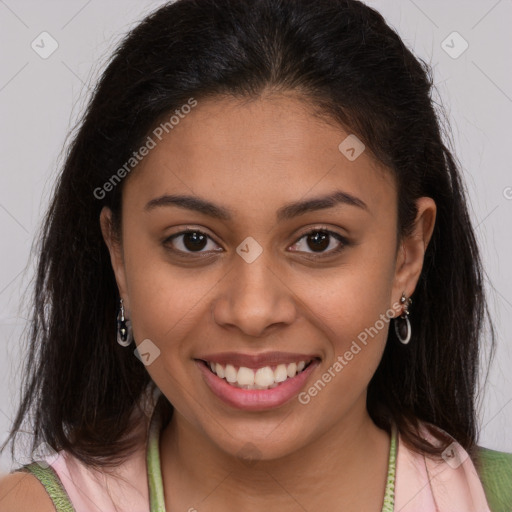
left=146, top=400, right=397, bottom=512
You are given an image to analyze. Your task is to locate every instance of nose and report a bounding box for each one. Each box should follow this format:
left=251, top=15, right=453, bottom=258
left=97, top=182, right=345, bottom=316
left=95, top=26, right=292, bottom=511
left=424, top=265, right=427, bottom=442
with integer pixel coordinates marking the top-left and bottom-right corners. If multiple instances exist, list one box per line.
left=211, top=253, right=298, bottom=338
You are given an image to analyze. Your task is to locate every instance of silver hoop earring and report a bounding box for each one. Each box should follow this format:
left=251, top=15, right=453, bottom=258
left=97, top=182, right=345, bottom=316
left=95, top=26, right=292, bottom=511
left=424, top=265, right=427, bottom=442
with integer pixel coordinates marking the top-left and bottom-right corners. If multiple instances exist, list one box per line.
left=394, top=293, right=412, bottom=345
left=117, top=298, right=133, bottom=347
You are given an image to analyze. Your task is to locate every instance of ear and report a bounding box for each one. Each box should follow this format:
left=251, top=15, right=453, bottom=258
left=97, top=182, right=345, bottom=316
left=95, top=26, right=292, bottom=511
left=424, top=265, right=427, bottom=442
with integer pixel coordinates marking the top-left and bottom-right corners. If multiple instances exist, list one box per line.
left=100, top=206, right=130, bottom=307
left=391, top=197, right=436, bottom=313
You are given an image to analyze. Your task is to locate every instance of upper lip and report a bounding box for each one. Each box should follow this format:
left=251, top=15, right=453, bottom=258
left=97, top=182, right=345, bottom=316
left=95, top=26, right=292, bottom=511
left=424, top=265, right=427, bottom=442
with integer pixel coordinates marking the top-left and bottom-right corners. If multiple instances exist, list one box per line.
left=195, top=351, right=320, bottom=369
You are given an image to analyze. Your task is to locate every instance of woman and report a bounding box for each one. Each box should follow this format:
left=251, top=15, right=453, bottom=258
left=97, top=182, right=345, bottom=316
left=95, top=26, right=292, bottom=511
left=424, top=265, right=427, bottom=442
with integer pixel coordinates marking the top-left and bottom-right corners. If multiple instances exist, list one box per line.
left=1, top=0, right=511, bottom=510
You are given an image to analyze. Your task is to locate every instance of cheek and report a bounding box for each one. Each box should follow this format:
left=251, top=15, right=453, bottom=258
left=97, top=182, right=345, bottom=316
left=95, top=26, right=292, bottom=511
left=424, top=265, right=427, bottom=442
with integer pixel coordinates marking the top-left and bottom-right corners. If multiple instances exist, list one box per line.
left=318, top=290, right=391, bottom=385
left=305, top=249, right=395, bottom=385
left=301, top=289, right=392, bottom=414
left=310, top=253, right=394, bottom=338
left=120, top=225, right=200, bottom=335
left=122, top=248, right=202, bottom=410
left=120, top=247, right=179, bottom=366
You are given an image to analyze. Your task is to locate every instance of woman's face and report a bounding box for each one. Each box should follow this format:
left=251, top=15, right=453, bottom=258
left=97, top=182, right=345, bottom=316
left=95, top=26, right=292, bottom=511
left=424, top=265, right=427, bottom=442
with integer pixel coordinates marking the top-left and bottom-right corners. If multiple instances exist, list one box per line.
left=102, top=93, right=435, bottom=460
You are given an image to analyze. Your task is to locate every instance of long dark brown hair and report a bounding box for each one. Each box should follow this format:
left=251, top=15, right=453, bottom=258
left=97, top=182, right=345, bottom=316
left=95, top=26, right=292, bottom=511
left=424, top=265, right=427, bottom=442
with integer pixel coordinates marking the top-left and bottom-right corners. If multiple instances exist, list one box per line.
left=2, top=0, right=495, bottom=470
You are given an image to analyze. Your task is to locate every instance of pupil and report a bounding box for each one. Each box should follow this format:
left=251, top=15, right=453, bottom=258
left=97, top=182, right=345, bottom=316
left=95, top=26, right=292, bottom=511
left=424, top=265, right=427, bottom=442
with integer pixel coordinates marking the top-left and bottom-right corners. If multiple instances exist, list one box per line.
left=308, top=231, right=329, bottom=252
left=184, top=232, right=207, bottom=251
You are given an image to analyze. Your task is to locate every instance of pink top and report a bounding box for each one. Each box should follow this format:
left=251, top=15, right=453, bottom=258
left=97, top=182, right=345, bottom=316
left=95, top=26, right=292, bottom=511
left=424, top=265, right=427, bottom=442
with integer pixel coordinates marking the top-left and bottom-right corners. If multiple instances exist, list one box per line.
left=49, top=443, right=149, bottom=512
left=395, top=425, right=490, bottom=511
left=41, top=391, right=491, bottom=512
left=45, top=388, right=158, bottom=512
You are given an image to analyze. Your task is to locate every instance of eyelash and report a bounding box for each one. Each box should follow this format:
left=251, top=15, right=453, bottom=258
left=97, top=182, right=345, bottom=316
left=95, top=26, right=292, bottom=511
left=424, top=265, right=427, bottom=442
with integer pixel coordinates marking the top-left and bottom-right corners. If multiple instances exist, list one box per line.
left=163, top=226, right=348, bottom=259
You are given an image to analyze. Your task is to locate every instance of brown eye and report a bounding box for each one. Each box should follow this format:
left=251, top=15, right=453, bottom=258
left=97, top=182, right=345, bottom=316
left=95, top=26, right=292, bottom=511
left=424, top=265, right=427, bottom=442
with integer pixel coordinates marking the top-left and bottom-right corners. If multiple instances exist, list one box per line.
left=289, top=229, right=347, bottom=256
left=181, top=231, right=208, bottom=251
left=164, top=230, right=222, bottom=255
left=306, top=231, right=330, bottom=252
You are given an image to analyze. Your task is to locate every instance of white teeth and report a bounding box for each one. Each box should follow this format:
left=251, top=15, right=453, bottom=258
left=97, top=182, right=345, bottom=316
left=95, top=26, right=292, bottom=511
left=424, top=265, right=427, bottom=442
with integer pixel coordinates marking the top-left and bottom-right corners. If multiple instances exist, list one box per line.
left=254, top=367, right=275, bottom=387
left=237, top=366, right=255, bottom=386
left=215, top=363, right=225, bottom=379
left=274, top=364, right=288, bottom=383
left=287, top=362, right=297, bottom=378
left=225, top=364, right=238, bottom=383
left=207, top=359, right=311, bottom=389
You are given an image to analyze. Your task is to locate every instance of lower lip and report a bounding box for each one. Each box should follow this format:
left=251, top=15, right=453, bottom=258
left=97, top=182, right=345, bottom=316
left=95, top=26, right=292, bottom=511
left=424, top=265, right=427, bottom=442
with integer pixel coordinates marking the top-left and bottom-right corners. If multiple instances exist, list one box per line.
left=196, top=359, right=320, bottom=411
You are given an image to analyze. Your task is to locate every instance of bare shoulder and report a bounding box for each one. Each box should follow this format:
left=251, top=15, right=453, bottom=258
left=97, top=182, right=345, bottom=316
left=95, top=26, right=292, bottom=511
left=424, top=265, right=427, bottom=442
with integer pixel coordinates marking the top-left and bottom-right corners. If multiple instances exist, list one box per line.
left=0, top=471, right=56, bottom=512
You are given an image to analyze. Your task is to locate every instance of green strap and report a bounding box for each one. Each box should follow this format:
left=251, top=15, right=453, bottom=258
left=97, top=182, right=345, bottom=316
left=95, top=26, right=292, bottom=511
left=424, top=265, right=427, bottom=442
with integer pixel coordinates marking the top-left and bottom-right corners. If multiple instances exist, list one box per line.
left=15, top=462, right=76, bottom=512
left=381, top=425, right=397, bottom=512
left=476, top=447, right=512, bottom=512
left=147, top=401, right=167, bottom=512
left=146, top=411, right=397, bottom=512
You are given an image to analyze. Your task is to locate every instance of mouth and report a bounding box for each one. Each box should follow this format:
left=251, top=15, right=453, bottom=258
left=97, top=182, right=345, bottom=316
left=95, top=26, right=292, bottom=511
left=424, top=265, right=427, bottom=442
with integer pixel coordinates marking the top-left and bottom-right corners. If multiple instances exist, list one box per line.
left=200, top=359, right=315, bottom=390
left=194, top=354, right=321, bottom=411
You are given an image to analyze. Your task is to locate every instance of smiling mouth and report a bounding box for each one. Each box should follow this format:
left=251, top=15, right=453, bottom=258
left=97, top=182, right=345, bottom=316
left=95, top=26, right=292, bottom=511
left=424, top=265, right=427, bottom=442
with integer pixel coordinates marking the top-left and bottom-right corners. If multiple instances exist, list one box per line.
left=198, top=359, right=316, bottom=390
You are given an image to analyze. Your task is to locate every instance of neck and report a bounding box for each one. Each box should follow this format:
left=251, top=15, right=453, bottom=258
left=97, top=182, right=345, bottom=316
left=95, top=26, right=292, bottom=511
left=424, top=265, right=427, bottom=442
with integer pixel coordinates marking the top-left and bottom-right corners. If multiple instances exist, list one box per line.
left=158, top=402, right=391, bottom=512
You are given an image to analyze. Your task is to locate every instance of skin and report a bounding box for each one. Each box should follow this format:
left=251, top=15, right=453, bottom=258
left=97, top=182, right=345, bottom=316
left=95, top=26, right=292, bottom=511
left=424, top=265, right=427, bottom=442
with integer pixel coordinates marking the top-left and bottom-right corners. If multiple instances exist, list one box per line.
left=101, top=92, right=436, bottom=511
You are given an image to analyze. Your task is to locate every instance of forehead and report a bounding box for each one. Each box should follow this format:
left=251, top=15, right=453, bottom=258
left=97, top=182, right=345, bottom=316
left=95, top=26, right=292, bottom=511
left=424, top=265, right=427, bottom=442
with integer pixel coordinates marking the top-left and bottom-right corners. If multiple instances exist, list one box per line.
left=125, top=93, right=395, bottom=219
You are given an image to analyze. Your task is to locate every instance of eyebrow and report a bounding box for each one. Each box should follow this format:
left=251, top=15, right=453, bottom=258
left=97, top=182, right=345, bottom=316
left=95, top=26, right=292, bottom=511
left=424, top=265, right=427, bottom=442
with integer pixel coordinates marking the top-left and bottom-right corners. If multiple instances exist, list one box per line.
left=144, top=190, right=369, bottom=221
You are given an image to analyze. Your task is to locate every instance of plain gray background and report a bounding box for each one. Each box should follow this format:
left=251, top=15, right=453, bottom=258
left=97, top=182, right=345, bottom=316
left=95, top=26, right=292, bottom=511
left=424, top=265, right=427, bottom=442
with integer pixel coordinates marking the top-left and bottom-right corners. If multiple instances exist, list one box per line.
left=0, top=0, right=511, bottom=473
